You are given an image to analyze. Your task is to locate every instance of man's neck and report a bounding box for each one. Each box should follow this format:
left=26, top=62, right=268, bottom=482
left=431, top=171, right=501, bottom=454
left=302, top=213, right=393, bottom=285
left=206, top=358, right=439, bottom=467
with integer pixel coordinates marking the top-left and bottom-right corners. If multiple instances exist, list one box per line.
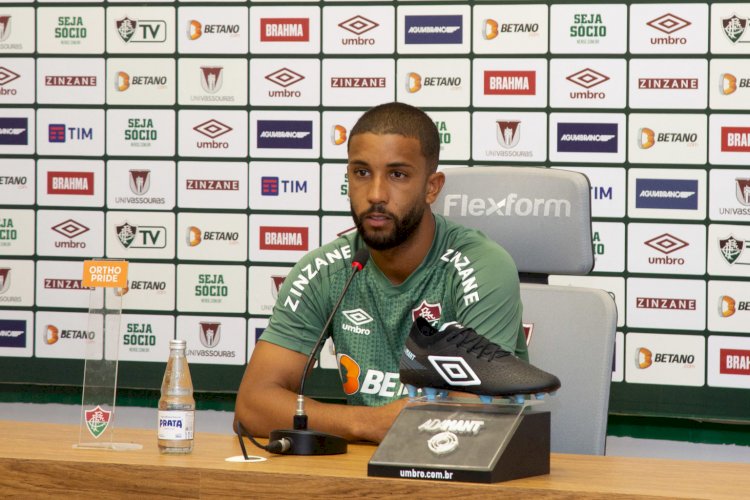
left=369, top=213, right=436, bottom=285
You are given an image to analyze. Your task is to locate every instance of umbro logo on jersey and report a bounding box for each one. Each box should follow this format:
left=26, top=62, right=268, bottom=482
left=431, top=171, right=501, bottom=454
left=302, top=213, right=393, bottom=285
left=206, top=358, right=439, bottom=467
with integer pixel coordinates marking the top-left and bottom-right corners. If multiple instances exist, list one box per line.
left=342, top=308, right=373, bottom=335
left=428, top=355, right=481, bottom=386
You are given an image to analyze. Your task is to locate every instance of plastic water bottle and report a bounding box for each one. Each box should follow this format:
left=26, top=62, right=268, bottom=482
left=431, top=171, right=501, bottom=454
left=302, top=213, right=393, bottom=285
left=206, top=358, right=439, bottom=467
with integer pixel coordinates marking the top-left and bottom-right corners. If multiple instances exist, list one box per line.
left=158, top=339, right=195, bottom=454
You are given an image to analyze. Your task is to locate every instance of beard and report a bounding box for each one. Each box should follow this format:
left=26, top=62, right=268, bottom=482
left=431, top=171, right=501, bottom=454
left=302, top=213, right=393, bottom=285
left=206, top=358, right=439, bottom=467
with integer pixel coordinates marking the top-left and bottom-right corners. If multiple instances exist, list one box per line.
left=351, top=201, right=425, bottom=251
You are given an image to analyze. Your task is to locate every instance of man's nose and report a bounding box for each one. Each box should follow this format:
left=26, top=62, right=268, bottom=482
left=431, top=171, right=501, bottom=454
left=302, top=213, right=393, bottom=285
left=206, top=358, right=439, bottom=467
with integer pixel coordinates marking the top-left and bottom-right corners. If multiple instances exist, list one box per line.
left=367, top=174, right=388, bottom=204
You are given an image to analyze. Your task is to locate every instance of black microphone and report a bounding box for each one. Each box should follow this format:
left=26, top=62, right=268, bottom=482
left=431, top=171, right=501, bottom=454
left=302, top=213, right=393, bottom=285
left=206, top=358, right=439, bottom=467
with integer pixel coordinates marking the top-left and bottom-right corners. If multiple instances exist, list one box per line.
left=267, top=247, right=370, bottom=455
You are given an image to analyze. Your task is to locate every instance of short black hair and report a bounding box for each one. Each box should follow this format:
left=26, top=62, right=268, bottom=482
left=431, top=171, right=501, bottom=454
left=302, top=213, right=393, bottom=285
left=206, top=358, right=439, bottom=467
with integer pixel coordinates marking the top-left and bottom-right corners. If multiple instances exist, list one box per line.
left=348, top=102, right=440, bottom=172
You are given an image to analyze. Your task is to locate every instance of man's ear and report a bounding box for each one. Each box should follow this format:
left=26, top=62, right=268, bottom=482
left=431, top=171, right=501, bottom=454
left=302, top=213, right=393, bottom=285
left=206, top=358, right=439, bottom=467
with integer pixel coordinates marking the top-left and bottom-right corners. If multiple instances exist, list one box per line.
left=425, top=171, right=445, bottom=204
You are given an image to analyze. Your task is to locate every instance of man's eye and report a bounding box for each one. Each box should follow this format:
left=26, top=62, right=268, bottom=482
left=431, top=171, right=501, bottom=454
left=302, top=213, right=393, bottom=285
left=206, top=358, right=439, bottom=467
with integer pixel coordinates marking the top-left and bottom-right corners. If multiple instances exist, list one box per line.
left=392, top=171, right=406, bottom=178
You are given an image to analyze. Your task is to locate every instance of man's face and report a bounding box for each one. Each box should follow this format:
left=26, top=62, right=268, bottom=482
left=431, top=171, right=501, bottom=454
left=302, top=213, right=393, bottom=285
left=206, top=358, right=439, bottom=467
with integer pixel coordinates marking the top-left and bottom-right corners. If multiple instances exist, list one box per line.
left=347, top=132, right=436, bottom=251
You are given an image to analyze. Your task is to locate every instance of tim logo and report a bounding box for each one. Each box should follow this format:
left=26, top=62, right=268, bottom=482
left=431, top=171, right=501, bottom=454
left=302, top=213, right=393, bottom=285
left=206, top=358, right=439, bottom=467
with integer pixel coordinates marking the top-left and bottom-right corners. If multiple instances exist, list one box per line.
left=557, top=123, right=618, bottom=153
left=496, top=121, right=521, bottom=149
left=48, top=124, right=66, bottom=143
left=342, top=308, right=373, bottom=326
left=0, top=117, right=28, bottom=145
left=199, top=322, right=221, bottom=348
left=200, top=66, right=223, bottom=94
left=47, top=124, right=93, bottom=143
left=129, top=170, right=150, bottom=195
left=257, top=120, right=313, bottom=149
left=47, top=171, right=94, bottom=195
left=428, top=355, right=481, bottom=386
left=635, top=178, right=698, bottom=210
left=259, top=226, right=308, bottom=250
left=0, top=16, right=11, bottom=43
left=411, top=300, right=442, bottom=325
left=404, top=15, right=463, bottom=44
left=115, top=222, right=167, bottom=249
left=720, top=348, right=750, bottom=375
left=115, top=17, right=167, bottom=43
left=261, top=176, right=279, bottom=196
left=0, top=319, right=25, bottom=348
left=260, top=18, right=309, bottom=42
left=484, top=71, right=535, bottom=95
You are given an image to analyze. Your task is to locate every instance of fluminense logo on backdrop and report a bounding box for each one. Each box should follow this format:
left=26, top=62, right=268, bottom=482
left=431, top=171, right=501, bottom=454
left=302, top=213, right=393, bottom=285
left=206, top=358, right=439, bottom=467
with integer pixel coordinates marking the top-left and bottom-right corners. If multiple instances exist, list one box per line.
left=116, top=17, right=167, bottom=43
left=260, top=18, right=309, bottom=42
left=0, top=117, right=28, bottom=145
left=722, top=15, right=750, bottom=44
left=635, top=178, right=698, bottom=210
left=484, top=70, right=536, bottom=95
left=116, top=222, right=167, bottom=249
left=256, top=120, right=312, bottom=149
left=557, top=123, right=618, bottom=153
left=719, top=236, right=746, bottom=265
left=404, top=15, right=463, bottom=44
left=721, top=127, right=750, bottom=152
left=47, top=172, right=94, bottom=195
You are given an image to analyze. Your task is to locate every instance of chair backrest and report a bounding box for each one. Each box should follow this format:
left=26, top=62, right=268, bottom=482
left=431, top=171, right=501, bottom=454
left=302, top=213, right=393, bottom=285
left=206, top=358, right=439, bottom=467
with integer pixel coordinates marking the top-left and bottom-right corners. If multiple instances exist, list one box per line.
left=434, top=166, right=617, bottom=455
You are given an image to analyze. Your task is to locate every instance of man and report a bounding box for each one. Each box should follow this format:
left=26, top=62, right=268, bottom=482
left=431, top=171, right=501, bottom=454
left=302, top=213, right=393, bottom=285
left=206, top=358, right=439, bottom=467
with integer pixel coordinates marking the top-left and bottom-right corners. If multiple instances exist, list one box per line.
left=235, top=102, right=526, bottom=443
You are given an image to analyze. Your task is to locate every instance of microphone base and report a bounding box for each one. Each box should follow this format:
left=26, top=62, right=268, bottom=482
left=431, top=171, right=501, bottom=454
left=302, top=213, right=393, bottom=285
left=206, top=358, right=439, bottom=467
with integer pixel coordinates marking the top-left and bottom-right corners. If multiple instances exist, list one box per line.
left=269, top=429, right=347, bottom=455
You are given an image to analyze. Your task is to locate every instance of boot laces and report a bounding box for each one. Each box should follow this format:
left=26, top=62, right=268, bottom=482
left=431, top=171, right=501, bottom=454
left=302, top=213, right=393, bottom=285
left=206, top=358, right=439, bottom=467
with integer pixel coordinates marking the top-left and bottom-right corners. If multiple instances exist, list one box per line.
left=445, top=327, right=511, bottom=361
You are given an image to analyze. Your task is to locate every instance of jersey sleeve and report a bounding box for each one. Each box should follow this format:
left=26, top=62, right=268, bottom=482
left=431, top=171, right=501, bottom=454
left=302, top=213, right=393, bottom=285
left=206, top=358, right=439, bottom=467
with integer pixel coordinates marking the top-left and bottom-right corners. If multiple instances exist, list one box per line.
left=450, top=236, right=528, bottom=360
left=258, top=254, right=331, bottom=357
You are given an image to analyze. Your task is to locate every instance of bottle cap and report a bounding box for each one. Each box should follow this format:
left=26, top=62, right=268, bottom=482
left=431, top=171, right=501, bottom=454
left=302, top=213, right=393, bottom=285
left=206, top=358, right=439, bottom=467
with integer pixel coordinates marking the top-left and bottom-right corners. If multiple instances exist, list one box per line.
left=170, top=339, right=187, bottom=349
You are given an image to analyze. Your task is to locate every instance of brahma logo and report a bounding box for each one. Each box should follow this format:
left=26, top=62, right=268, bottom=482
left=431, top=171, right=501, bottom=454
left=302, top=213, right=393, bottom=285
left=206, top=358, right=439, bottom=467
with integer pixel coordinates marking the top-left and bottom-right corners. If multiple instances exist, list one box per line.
left=0, top=117, right=28, bottom=145
left=0, top=319, right=25, bottom=348
left=557, top=123, right=618, bottom=153
left=259, top=226, right=308, bottom=251
left=199, top=322, right=221, bottom=348
left=721, top=127, right=750, bottom=152
left=720, top=348, right=750, bottom=375
left=637, top=128, right=698, bottom=149
left=635, top=178, right=698, bottom=210
left=496, top=121, right=521, bottom=149
left=129, top=170, right=150, bottom=195
left=256, top=120, right=312, bottom=149
left=722, top=15, right=750, bottom=44
left=428, top=355, right=481, bottom=386
left=260, top=18, right=309, bottom=42
left=337, top=353, right=361, bottom=395
left=484, top=71, right=535, bottom=95
left=443, top=193, right=571, bottom=218
left=332, top=125, right=347, bottom=145
left=47, top=172, right=94, bottom=195
left=404, top=15, right=463, bottom=44
left=636, top=297, right=696, bottom=310
left=200, top=66, right=223, bottom=94
left=411, top=300, right=442, bottom=325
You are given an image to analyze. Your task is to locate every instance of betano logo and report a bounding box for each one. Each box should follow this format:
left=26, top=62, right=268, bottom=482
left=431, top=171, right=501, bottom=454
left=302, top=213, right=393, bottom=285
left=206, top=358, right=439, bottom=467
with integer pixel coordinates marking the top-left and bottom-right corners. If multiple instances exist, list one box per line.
left=636, top=346, right=695, bottom=369
left=720, top=295, right=736, bottom=317
left=332, top=124, right=347, bottom=145
left=407, top=72, right=421, bottom=93
left=443, top=193, right=571, bottom=218
left=636, top=347, right=652, bottom=368
left=116, top=71, right=130, bottom=91
left=337, top=353, right=361, bottom=395
left=637, top=128, right=697, bottom=149
left=45, top=325, right=59, bottom=345
left=187, top=20, right=240, bottom=40
left=483, top=19, right=499, bottom=40
left=187, top=226, right=202, bottom=247
left=188, top=20, right=202, bottom=40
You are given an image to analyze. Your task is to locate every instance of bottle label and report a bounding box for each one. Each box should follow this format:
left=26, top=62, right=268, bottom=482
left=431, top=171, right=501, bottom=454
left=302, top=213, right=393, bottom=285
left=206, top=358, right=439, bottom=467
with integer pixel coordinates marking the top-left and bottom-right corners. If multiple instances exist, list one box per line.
left=158, top=410, right=194, bottom=440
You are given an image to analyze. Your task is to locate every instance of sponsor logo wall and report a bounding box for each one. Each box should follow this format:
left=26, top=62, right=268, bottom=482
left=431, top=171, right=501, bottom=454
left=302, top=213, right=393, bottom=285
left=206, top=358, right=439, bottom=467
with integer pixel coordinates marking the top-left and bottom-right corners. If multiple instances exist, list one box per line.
left=1, top=2, right=748, bottom=420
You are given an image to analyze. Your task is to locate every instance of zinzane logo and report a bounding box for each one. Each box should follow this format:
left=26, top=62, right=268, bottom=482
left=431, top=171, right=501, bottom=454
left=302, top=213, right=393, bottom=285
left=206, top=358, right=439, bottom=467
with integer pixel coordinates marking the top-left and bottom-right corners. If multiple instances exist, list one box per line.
left=443, top=193, right=572, bottom=218
left=428, top=355, right=481, bottom=386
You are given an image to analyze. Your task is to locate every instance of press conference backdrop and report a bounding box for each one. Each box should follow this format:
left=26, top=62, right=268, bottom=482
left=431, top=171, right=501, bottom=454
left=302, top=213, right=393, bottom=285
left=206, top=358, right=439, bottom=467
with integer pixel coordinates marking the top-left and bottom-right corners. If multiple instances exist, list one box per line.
left=0, top=0, right=749, bottom=422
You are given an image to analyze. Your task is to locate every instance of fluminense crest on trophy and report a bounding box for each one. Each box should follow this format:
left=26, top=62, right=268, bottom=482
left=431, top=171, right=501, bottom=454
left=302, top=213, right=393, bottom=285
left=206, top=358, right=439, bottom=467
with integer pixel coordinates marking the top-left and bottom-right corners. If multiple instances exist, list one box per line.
left=84, top=405, right=111, bottom=439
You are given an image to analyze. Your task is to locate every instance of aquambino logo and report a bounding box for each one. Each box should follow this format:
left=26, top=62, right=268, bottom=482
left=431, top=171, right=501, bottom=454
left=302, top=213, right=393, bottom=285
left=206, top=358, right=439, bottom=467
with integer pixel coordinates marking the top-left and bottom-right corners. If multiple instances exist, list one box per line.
left=557, top=123, right=618, bottom=153
left=721, top=127, right=750, bottom=152
left=256, top=120, right=312, bottom=149
left=260, top=18, right=309, bottom=42
left=259, top=226, right=308, bottom=250
left=47, top=172, right=94, bottom=195
left=635, top=178, right=698, bottom=210
left=443, top=193, right=571, bottom=218
left=0, top=319, right=25, bottom=348
left=404, top=15, right=463, bottom=44
left=484, top=71, right=535, bottom=95
left=0, top=117, right=28, bottom=145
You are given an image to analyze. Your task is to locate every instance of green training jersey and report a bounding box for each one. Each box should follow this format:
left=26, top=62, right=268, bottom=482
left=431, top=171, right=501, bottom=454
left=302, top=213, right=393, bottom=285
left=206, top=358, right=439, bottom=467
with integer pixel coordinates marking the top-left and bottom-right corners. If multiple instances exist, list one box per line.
left=260, top=214, right=526, bottom=407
